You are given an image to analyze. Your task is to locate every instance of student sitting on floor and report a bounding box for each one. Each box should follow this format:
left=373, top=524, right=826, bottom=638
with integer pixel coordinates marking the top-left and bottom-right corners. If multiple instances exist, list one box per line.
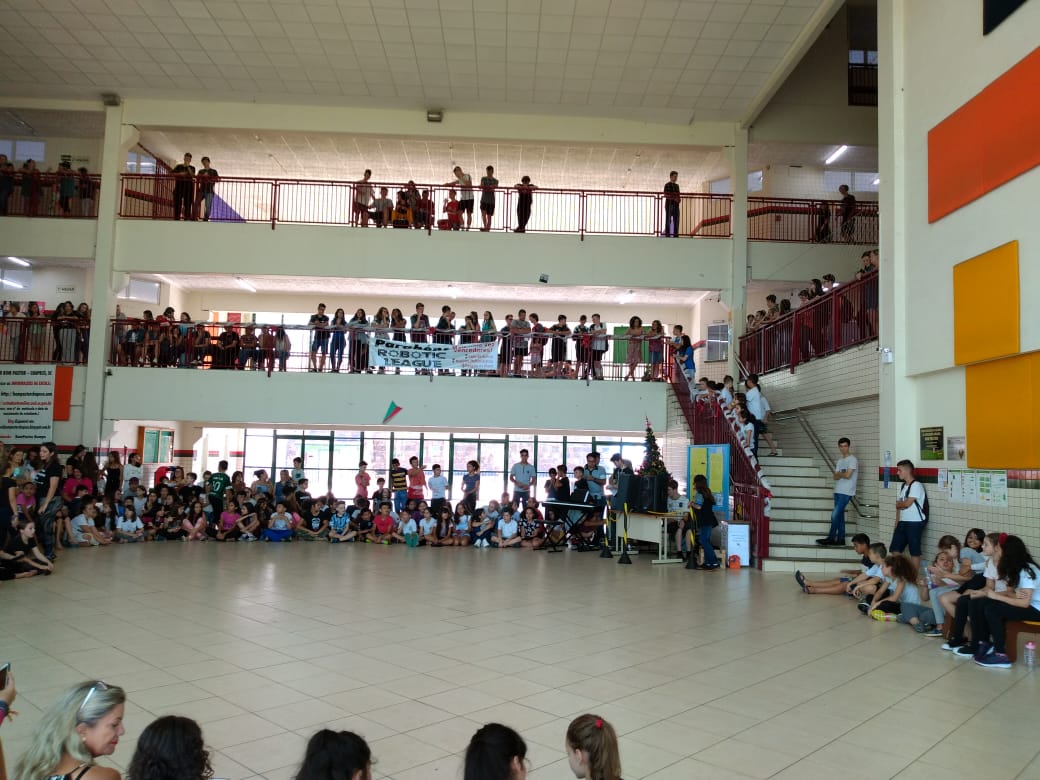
left=867, top=553, right=940, bottom=634
left=371, top=503, right=396, bottom=544
left=471, top=507, right=495, bottom=548
left=518, top=505, right=545, bottom=549
left=797, top=534, right=874, bottom=593
left=401, top=512, right=419, bottom=547
left=434, top=505, right=454, bottom=546
left=295, top=728, right=373, bottom=780
left=492, top=507, right=521, bottom=548
left=450, top=503, right=471, bottom=547
left=296, top=503, right=329, bottom=541
left=262, top=502, right=295, bottom=541
left=328, top=500, right=352, bottom=542
left=116, top=510, right=145, bottom=543
left=418, top=507, right=438, bottom=546
left=69, top=503, right=110, bottom=546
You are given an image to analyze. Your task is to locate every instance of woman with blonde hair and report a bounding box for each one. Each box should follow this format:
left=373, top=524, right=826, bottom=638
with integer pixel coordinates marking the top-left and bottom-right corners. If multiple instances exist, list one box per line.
left=14, top=680, right=126, bottom=780
left=565, top=714, right=622, bottom=780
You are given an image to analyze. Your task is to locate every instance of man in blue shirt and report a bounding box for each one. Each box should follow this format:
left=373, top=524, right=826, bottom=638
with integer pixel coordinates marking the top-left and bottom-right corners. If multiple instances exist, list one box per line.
left=509, top=449, right=536, bottom=510
left=585, top=452, right=606, bottom=507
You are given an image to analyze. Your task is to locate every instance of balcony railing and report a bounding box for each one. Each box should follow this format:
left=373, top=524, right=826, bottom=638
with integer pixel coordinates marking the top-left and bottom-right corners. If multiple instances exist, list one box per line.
left=0, top=172, right=101, bottom=218
left=117, top=174, right=733, bottom=239
left=738, top=272, right=878, bottom=375
left=106, top=319, right=685, bottom=382
left=746, top=196, right=878, bottom=244
left=0, top=317, right=91, bottom=364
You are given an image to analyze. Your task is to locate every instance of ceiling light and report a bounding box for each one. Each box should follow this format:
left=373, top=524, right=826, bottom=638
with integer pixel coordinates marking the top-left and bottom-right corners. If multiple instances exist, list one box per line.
left=618, top=290, right=635, bottom=304
left=872, top=177, right=880, bottom=185
left=427, top=109, right=443, bottom=123
left=0, top=278, right=25, bottom=289
left=824, top=145, right=848, bottom=165
left=235, top=277, right=257, bottom=293
left=6, top=256, right=31, bottom=267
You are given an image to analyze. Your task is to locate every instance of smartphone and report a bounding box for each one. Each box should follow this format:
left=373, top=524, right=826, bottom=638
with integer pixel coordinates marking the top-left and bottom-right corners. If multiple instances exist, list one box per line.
left=0, top=662, right=10, bottom=689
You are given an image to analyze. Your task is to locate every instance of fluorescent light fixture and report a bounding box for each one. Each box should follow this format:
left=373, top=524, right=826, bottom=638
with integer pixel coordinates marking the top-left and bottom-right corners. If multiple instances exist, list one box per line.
left=235, top=277, right=257, bottom=293
left=0, top=278, right=25, bottom=289
left=872, top=177, right=880, bottom=185
left=6, top=256, right=31, bottom=267
left=618, top=290, right=635, bottom=304
left=824, top=145, right=848, bottom=165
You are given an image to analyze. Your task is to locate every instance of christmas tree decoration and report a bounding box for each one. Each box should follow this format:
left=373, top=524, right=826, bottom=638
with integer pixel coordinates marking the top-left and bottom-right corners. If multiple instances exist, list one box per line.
left=637, top=416, right=672, bottom=480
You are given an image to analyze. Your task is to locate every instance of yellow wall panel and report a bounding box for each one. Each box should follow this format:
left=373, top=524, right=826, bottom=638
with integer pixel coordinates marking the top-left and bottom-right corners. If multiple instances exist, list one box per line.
left=965, top=351, right=1040, bottom=469
left=953, top=241, right=1019, bottom=365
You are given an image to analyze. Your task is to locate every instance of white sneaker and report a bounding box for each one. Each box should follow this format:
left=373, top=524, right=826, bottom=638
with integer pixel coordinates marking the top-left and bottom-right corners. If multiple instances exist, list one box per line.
left=479, top=539, right=489, bottom=548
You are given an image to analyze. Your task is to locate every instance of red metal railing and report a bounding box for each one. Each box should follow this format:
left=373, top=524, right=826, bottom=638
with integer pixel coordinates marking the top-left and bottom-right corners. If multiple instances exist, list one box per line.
left=747, top=196, right=878, bottom=244
left=669, top=370, right=770, bottom=564
left=0, top=172, right=101, bottom=218
left=0, top=317, right=91, bottom=364
left=739, top=272, right=878, bottom=375
left=106, top=319, right=683, bottom=381
left=117, top=174, right=733, bottom=239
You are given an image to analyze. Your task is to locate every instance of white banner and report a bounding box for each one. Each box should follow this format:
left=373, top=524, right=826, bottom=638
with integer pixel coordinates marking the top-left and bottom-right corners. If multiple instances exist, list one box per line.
left=0, top=365, right=56, bottom=443
left=370, top=337, right=498, bottom=371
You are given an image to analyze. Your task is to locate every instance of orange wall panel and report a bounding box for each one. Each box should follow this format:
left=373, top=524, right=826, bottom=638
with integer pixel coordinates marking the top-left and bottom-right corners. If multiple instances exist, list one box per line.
left=928, top=46, right=1040, bottom=223
left=953, top=241, right=1019, bottom=365
left=965, top=351, right=1040, bottom=469
left=52, top=365, right=74, bottom=422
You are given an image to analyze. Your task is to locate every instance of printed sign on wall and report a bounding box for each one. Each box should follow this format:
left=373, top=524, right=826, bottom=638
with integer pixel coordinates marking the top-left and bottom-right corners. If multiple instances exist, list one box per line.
left=0, top=365, right=55, bottom=442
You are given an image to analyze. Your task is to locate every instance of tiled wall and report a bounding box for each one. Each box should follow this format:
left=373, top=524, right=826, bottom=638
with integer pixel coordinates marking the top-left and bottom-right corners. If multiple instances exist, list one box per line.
left=663, top=388, right=693, bottom=493
left=755, top=344, right=881, bottom=540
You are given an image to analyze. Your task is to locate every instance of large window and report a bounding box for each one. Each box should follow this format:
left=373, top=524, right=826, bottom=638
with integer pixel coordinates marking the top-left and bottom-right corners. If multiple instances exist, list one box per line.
left=705, top=322, right=730, bottom=363
left=237, top=429, right=646, bottom=505
left=823, top=170, right=879, bottom=194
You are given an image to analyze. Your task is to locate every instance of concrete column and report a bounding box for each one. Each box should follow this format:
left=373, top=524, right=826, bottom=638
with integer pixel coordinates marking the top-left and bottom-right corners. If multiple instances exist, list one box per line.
left=81, top=106, right=138, bottom=445
left=726, top=126, right=749, bottom=378
left=877, top=0, right=917, bottom=465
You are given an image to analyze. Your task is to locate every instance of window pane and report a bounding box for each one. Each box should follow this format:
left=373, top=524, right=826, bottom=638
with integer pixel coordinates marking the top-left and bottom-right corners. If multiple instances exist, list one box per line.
left=364, top=432, right=392, bottom=476
left=709, top=177, right=731, bottom=195
left=747, top=170, right=763, bottom=192
left=14, top=140, right=45, bottom=163
left=853, top=171, right=879, bottom=192
left=0, top=140, right=13, bottom=160
left=706, top=323, right=730, bottom=362
left=823, top=170, right=851, bottom=193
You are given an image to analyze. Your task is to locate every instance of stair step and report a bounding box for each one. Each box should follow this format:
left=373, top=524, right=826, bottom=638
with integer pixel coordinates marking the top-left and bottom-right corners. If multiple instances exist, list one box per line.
left=771, top=531, right=859, bottom=545
left=770, top=520, right=859, bottom=533
left=757, top=456, right=815, bottom=467
left=765, top=475, right=832, bottom=488
left=770, top=497, right=835, bottom=510
left=762, top=557, right=863, bottom=574
left=759, top=466, right=822, bottom=478
left=768, top=485, right=833, bottom=498
left=769, top=507, right=835, bottom=520
left=768, top=544, right=864, bottom=560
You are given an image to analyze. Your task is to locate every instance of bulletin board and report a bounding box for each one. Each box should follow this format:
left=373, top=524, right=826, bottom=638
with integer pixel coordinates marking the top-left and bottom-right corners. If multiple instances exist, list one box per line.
left=687, top=444, right=730, bottom=518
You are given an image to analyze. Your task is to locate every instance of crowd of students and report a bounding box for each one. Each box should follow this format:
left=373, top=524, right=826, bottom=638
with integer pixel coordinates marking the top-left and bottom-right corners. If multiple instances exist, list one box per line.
left=0, top=674, right=626, bottom=780
left=796, top=527, right=1040, bottom=669
left=744, top=248, right=878, bottom=335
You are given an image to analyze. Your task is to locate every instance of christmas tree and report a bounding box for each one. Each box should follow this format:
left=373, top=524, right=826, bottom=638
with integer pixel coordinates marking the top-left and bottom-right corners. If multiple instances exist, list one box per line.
left=637, top=416, right=672, bottom=478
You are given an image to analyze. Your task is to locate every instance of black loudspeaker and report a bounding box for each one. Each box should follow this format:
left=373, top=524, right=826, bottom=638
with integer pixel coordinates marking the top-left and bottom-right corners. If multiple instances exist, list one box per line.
left=616, top=472, right=642, bottom=510
left=638, top=474, right=669, bottom=513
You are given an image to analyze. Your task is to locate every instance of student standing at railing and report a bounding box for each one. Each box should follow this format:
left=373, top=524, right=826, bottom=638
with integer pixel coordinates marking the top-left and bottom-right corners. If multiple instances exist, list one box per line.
left=589, top=313, right=608, bottom=380
left=479, top=165, right=498, bottom=232
left=308, top=303, right=330, bottom=373
left=195, top=157, right=219, bottom=221
left=329, top=308, right=348, bottom=373
left=0, top=154, right=13, bottom=215
left=19, top=159, right=39, bottom=216
left=623, top=316, right=644, bottom=381
left=446, top=165, right=474, bottom=230
left=513, top=176, right=536, bottom=232
left=348, top=308, right=370, bottom=374
left=414, top=189, right=433, bottom=229
left=838, top=184, right=857, bottom=242
left=663, top=170, right=680, bottom=237
left=77, top=167, right=96, bottom=217
left=170, top=153, right=195, bottom=221
left=353, top=169, right=374, bottom=226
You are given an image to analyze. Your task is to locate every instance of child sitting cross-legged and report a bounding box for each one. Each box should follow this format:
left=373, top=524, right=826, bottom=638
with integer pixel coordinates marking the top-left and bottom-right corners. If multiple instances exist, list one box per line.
left=261, top=501, right=295, bottom=542
left=418, top=506, right=438, bottom=546
left=371, top=502, right=398, bottom=544
left=400, top=511, right=420, bottom=547
left=867, top=552, right=941, bottom=635
left=449, top=502, right=471, bottom=547
left=492, top=507, right=521, bottom=548
left=328, top=500, right=352, bottom=542
left=470, top=507, right=495, bottom=548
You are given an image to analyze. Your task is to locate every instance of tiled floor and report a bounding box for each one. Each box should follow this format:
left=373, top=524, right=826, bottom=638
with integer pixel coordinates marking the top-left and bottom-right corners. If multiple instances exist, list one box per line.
left=2, top=543, right=1038, bottom=779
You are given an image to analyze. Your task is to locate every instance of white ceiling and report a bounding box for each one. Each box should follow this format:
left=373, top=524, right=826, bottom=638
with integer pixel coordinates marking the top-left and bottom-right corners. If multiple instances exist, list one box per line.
left=0, top=0, right=832, bottom=124
left=149, top=272, right=711, bottom=307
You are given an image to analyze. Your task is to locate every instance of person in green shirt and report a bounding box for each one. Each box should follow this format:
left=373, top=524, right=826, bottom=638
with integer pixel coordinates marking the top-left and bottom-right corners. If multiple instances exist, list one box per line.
left=208, top=460, right=231, bottom=516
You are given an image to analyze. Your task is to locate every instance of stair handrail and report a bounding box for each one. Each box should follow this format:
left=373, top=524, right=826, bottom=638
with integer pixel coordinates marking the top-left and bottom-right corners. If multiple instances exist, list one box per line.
left=669, top=369, right=772, bottom=561
left=770, top=407, right=876, bottom=519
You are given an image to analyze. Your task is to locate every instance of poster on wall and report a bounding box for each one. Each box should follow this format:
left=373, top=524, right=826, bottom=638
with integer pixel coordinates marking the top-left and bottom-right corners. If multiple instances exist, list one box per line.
left=946, top=436, right=966, bottom=461
left=369, top=337, right=498, bottom=371
left=687, top=444, right=730, bottom=518
left=919, top=426, right=944, bottom=460
left=947, top=469, right=1008, bottom=508
left=0, top=365, right=56, bottom=442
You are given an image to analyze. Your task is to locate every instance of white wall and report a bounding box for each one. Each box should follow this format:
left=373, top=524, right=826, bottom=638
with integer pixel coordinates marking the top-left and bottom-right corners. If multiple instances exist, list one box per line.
left=748, top=241, right=866, bottom=282
left=7, top=264, right=91, bottom=310
left=0, top=219, right=97, bottom=260
left=750, top=4, right=878, bottom=146
left=2, top=136, right=103, bottom=171
left=760, top=164, right=877, bottom=201
left=101, top=369, right=669, bottom=436
left=112, top=221, right=734, bottom=293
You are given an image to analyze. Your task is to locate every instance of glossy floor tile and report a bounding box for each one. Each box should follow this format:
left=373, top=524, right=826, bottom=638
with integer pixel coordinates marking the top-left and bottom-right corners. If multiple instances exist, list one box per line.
left=2, top=543, right=1038, bottom=779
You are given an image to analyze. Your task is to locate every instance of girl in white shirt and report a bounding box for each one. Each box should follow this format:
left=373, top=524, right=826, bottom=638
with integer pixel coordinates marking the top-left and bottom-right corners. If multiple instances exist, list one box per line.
left=448, top=503, right=471, bottom=547
left=968, top=535, right=1040, bottom=668
left=944, top=532, right=1002, bottom=655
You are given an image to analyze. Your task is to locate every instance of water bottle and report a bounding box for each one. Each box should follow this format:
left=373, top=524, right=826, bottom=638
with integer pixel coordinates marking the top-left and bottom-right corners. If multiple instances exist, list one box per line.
left=1025, top=641, right=1036, bottom=670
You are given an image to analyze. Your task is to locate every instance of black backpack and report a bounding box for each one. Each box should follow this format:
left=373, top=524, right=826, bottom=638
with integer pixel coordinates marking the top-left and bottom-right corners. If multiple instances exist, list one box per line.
left=908, top=480, right=929, bottom=524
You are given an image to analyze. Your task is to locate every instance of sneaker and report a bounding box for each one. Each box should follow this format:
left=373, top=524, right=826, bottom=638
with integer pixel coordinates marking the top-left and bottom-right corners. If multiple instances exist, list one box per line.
left=913, top=622, right=927, bottom=634
left=857, top=599, right=871, bottom=615
left=974, top=652, right=1012, bottom=669
left=941, top=640, right=963, bottom=651
left=795, top=570, right=807, bottom=592
left=974, top=642, right=994, bottom=661
left=953, top=645, right=976, bottom=658
left=923, top=625, right=943, bottom=638
left=816, top=537, right=834, bottom=546
left=871, top=610, right=898, bottom=622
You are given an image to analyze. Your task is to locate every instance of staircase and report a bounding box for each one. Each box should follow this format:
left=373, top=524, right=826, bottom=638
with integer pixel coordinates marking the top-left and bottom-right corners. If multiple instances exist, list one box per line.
left=759, top=455, right=864, bottom=573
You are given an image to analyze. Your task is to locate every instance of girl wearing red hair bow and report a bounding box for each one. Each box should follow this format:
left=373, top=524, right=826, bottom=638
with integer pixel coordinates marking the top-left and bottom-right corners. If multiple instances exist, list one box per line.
left=565, top=714, right=622, bottom=780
